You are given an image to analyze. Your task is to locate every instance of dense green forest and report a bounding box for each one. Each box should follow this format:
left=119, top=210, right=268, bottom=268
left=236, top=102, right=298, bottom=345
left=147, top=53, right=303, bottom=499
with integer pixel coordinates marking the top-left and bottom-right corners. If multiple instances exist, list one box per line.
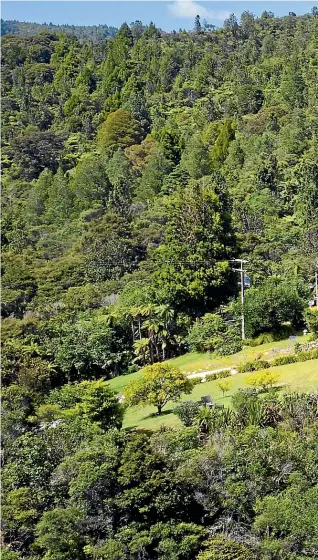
left=1, top=19, right=117, bottom=41
left=2, top=9, right=318, bottom=560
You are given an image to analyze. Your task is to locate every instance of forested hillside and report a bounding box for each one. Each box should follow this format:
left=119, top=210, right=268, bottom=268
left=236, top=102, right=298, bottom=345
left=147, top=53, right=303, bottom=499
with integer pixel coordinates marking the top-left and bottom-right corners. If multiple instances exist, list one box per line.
left=2, top=10, right=318, bottom=560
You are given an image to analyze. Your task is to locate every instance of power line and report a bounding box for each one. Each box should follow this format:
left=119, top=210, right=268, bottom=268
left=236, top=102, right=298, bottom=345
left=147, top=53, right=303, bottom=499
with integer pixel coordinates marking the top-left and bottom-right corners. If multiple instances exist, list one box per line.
left=92, top=258, right=238, bottom=266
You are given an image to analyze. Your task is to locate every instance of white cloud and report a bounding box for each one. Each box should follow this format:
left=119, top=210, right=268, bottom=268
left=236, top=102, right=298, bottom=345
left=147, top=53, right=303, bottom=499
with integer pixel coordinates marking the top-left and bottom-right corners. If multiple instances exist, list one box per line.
left=168, top=1, right=230, bottom=21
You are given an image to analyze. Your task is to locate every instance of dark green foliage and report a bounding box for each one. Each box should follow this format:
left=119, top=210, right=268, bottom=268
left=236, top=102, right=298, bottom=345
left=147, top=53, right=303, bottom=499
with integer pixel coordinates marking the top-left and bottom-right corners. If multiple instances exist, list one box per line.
left=3, top=14, right=317, bottom=371
left=271, top=354, right=297, bottom=367
left=35, top=507, right=87, bottom=560
left=255, top=484, right=318, bottom=557
left=2, top=13, right=318, bottom=558
left=242, top=278, right=306, bottom=338
left=186, top=313, right=242, bottom=355
left=174, top=401, right=201, bottom=426
left=7, top=130, right=65, bottom=180
left=237, top=359, right=270, bottom=373
left=305, top=308, right=318, bottom=336
left=153, top=179, right=236, bottom=313
left=46, top=379, right=124, bottom=430
left=243, top=326, right=296, bottom=346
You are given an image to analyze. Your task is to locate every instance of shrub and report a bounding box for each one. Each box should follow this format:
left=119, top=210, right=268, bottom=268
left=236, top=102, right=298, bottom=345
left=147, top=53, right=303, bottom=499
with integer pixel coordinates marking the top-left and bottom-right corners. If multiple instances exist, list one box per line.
left=242, top=277, right=305, bottom=338
left=174, top=401, right=200, bottom=426
left=245, top=371, right=280, bottom=391
left=271, top=325, right=297, bottom=341
left=296, top=348, right=318, bottom=361
left=271, top=354, right=297, bottom=367
left=240, top=347, right=318, bottom=373
left=254, top=332, right=276, bottom=345
left=243, top=338, right=259, bottom=347
left=232, top=388, right=258, bottom=408
left=305, top=308, right=318, bottom=336
left=205, top=369, right=231, bottom=381
left=126, top=364, right=140, bottom=375
left=232, top=388, right=262, bottom=426
left=186, top=313, right=242, bottom=355
left=197, top=404, right=235, bottom=435
left=237, top=359, right=270, bottom=373
left=237, top=362, right=253, bottom=373
left=243, top=327, right=297, bottom=347
left=205, top=372, right=218, bottom=381
left=218, top=369, right=232, bottom=378
left=198, top=536, right=256, bottom=560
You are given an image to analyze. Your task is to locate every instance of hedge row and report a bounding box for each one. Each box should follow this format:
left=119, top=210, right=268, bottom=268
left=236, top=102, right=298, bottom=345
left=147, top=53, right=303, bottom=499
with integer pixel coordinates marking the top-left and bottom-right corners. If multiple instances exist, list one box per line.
left=205, top=369, right=231, bottom=381
left=237, top=348, right=318, bottom=374
left=242, top=326, right=296, bottom=347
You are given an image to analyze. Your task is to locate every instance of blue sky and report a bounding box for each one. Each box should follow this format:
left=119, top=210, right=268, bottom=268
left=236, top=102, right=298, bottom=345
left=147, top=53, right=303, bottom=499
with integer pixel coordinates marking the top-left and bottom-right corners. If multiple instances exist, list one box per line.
left=2, top=1, right=316, bottom=31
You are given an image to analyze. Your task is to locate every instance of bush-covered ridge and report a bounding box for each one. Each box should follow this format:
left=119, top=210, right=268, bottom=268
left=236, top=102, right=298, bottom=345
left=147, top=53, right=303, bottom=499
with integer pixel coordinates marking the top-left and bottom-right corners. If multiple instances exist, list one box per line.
left=2, top=11, right=318, bottom=558
left=1, top=18, right=117, bottom=41
left=2, top=10, right=318, bottom=380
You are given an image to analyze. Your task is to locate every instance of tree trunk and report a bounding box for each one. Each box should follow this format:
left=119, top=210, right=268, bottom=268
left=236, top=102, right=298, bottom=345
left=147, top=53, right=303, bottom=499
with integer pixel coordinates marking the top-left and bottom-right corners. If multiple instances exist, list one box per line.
left=157, top=405, right=162, bottom=415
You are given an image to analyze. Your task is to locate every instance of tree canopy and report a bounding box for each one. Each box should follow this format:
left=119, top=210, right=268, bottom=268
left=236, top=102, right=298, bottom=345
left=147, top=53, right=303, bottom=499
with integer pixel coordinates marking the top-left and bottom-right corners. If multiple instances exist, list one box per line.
left=2, top=11, right=318, bottom=559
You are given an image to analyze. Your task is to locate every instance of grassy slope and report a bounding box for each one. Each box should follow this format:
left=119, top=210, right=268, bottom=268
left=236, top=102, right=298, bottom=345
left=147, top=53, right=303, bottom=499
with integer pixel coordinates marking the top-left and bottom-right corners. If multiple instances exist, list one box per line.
left=108, top=334, right=318, bottom=430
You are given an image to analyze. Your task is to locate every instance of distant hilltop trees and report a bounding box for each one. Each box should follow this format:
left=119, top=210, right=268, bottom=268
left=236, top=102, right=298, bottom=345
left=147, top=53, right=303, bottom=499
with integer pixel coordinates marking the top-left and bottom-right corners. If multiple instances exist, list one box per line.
left=0, top=18, right=118, bottom=41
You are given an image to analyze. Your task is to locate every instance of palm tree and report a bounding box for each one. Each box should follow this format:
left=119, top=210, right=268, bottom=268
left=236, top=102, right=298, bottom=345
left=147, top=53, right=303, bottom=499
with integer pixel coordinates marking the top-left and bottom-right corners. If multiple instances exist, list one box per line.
left=133, top=337, right=151, bottom=366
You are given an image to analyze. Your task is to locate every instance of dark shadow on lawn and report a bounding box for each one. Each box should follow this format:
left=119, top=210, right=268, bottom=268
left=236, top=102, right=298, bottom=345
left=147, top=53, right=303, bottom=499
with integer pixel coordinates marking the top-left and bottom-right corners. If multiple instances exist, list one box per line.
left=146, top=408, right=175, bottom=419
left=257, top=384, right=288, bottom=396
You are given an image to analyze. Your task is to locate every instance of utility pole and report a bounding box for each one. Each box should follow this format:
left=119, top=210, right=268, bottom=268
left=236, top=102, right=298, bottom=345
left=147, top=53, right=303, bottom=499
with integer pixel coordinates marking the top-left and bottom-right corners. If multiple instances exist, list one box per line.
left=231, top=259, right=248, bottom=340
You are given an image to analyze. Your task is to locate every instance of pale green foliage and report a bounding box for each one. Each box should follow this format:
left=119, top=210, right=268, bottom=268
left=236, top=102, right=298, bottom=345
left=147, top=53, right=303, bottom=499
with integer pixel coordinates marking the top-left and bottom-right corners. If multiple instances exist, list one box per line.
left=97, top=109, right=142, bottom=153
left=216, top=379, right=232, bottom=396
left=197, top=536, right=256, bottom=559
left=245, top=371, right=280, bottom=391
left=124, top=363, right=193, bottom=414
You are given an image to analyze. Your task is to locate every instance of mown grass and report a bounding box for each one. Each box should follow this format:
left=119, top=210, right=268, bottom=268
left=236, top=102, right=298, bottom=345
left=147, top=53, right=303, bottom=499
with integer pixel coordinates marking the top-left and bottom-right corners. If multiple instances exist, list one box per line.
left=120, top=359, right=318, bottom=430
left=107, top=334, right=317, bottom=430
left=168, top=334, right=311, bottom=373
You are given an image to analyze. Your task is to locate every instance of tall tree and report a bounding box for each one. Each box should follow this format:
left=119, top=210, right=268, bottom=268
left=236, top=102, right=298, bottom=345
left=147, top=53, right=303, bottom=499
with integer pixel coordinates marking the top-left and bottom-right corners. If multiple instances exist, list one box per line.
left=153, top=178, right=236, bottom=313
left=97, top=109, right=142, bottom=153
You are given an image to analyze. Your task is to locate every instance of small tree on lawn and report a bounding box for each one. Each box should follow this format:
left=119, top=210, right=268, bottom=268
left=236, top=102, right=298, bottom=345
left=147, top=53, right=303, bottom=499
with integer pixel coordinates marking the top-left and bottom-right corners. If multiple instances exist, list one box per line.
left=245, top=371, right=280, bottom=392
left=124, top=363, right=193, bottom=415
left=217, top=379, right=232, bottom=397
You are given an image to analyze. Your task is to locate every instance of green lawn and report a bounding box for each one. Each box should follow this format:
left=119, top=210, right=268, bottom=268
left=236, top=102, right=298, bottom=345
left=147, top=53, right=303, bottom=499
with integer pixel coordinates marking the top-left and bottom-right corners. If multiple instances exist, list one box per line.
left=120, top=359, right=318, bottom=430
left=169, top=334, right=311, bottom=373
left=107, top=334, right=318, bottom=430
